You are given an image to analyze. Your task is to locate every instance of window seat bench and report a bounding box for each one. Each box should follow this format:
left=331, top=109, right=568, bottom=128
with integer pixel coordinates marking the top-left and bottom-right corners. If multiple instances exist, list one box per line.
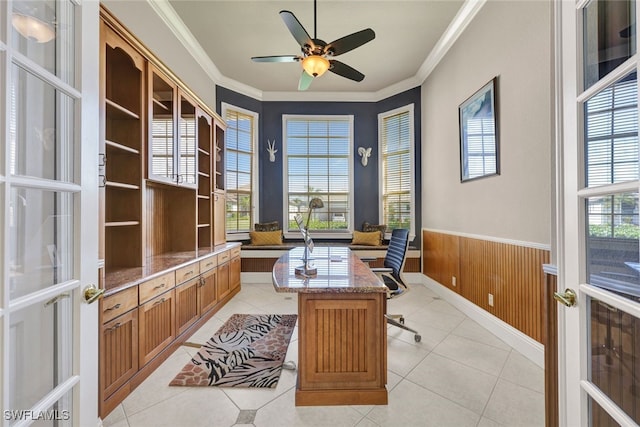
left=240, top=241, right=421, bottom=273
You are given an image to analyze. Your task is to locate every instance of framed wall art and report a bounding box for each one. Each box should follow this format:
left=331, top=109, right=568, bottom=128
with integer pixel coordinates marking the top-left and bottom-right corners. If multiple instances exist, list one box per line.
left=459, top=77, right=499, bottom=182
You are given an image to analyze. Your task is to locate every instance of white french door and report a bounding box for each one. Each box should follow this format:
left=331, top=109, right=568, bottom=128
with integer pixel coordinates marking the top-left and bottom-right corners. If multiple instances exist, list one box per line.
left=1, top=1, right=100, bottom=426
left=559, top=0, right=640, bottom=426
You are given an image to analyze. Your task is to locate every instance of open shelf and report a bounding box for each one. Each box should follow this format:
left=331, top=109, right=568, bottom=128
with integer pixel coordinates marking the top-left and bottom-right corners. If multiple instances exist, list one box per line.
left=106, top=98, right=140, bottom=120
left=106, top=139, right=140, bottom=154
left=106, top=221, right=141, bottom=227
left=106, top=181, right=140, bottom=190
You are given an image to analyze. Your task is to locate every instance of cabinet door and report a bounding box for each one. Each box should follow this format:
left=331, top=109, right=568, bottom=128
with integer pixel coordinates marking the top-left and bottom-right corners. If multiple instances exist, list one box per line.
left=178, top=92, right=197, bottom=188
left=138, top=289, right=175, bottom=366
left=199, top=268, right=217, bottom=314
left=230, top=256, right=241, bottom=292
left=217, top=262, right=230, bottom=301
left=175, top=277, right=200, bottom=336
left=213, top=191, right=226, bottom=245
left=101, top=309, right=138, bottom=399
left=148, top=66, right=177, bottom=185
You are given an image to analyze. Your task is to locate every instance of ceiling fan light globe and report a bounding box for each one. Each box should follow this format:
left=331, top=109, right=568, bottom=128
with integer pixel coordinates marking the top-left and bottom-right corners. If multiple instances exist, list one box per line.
left=302, top=55, right=329, bottom=77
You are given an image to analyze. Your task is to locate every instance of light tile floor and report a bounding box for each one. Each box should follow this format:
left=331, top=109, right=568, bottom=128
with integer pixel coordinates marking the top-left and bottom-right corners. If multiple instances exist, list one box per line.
left=102, top=281, right=545, bottom=427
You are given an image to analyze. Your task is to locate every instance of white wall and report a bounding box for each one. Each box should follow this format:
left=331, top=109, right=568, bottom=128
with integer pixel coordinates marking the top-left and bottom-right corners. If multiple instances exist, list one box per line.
left=421, top=0, right=552, bottom=246
left=102, top=0, right=217, bottom=111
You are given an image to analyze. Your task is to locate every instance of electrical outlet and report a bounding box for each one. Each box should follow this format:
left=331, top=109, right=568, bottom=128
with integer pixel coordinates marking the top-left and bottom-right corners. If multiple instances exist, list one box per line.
left=488, top=293, right=494, bottom=307
left=452, top=276, right=457, bottom=287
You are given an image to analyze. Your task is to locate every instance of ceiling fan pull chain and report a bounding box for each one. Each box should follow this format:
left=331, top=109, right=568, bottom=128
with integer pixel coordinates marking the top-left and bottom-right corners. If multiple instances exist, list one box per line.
left=313, top=0, right=317, bottom=40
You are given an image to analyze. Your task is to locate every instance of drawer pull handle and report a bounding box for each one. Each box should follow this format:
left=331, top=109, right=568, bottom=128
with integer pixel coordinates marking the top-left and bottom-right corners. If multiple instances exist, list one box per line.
left=153, top=297, right=166, bottom=306
left=184, top=270, right=194, bottom=277
left=107, top=322, right=121, bottom=332
left=153, top=283, right=166, bottom=290
left=105, top=303, right=122, bottom=311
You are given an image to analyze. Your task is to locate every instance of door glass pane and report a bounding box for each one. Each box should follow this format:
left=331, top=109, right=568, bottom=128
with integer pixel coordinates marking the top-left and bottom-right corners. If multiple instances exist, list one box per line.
left=10, top=63, right=75, bottom=182
left=9, top=296, right=73, bottom=418
left=151, top=71, right=174, bottom=181
left=589, top=297, right=640, bottom=424
left=583, top=0, right=636, bottom=90
left=11, top=0, right=75, bottom=85
left=585, top=72, right=638, bottom=188
left=9, top=188, right=73, bottom=300
left=179, top=96, right=196, bottom=185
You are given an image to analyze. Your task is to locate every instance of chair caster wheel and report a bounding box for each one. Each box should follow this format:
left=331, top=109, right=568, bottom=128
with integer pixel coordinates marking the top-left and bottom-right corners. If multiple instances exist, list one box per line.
left=414, top=335, right=421, bottom=343
left=399, top=317, right=405, bottom=324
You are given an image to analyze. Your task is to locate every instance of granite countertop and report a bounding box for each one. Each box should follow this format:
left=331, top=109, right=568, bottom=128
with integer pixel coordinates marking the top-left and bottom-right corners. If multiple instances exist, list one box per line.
left=272, top=246, right=386, bottom=294
left=103, top=242, right=240, bottom=295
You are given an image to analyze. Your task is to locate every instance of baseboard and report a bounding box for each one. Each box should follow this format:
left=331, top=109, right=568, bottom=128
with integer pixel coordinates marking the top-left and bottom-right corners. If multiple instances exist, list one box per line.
left=420, top=275, right=545, bottom=368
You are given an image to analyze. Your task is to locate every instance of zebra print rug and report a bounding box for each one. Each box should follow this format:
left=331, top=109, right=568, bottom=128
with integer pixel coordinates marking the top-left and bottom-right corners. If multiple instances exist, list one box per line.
left=169, top=313, right=297, bottom=388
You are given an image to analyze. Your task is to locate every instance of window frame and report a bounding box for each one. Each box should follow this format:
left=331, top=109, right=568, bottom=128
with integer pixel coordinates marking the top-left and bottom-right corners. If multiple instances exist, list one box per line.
left=221, top=102, right=259, bottom=240
left=282, top=114, right=355, bottom=239
left=378, top=104, right=416, bottom=240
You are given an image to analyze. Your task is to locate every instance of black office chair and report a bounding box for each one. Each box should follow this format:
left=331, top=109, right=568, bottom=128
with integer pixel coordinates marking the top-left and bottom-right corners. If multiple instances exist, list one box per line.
left=369, top=229, right=421, bottom=342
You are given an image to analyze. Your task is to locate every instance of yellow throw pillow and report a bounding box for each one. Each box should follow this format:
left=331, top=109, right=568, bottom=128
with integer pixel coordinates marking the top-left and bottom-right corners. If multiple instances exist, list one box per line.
left=250, top=230, right=283, bottom=246
left=351, top=230, right=381, bottom=246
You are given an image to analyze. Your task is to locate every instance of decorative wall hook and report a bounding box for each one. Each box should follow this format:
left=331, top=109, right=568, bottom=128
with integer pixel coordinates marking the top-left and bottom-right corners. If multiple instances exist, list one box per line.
left=358, top=146, right=372, bottom=167
left=267, top=139, right=278, bottom=162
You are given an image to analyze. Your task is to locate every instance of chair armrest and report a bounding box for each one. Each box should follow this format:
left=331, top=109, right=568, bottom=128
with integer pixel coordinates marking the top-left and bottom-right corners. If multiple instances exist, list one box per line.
left=370, top=267, right=393, bottom=274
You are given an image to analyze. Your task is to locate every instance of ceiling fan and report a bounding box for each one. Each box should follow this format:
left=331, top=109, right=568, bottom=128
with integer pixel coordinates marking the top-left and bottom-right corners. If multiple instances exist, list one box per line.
left=251, top=0, right=375, bottom=91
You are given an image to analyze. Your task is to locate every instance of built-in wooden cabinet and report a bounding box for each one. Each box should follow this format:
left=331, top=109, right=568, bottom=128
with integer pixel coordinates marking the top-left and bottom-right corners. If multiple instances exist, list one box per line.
left=100, top=289, right=139, bottom=400
left=100, top=24, right=144, bottom=272
left=230, top=248, right=241, bottom=292
left=138, top=289, right=176, bottom=366
left=98, top=8, right=237, bottom=419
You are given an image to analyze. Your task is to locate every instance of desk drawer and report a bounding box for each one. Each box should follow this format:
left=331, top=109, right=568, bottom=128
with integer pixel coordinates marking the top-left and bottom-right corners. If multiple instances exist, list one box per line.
left=217, top=250, right=230, bottom=264
left=176, top=262, right=199, bottom=284
left=230, top=246, right=241, bottom=258
left=139, top=272, right=175, bottom=304
left=199, top=255, right=217, bottom=272
left=102, top=286, right=138, bottom=324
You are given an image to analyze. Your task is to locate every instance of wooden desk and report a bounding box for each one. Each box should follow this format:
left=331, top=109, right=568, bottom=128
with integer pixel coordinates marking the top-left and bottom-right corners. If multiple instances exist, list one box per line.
left=272, top=247, right=388, bottom=406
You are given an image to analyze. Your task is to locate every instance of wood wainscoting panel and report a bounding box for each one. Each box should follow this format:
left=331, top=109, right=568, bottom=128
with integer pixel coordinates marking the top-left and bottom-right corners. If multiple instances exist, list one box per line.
left=423, top=230, right=550, bottom=343
left=423, top=230, right=460, bottom=291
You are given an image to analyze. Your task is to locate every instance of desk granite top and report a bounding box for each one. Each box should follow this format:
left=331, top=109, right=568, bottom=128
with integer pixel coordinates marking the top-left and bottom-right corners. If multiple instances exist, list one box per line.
left=272, top=247, right=386, bottom=293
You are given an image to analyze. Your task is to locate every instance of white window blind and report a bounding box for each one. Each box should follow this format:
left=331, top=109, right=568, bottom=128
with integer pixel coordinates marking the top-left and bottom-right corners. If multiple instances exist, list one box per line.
left=151, top=117, right=174, bottom=178
left=586, top=74, right=638, bottom=187
left=380, top=106, right=414, bottom=234
left=284, top=116, right=352, bottom=233
left=225, top=107, right=255, bottom=233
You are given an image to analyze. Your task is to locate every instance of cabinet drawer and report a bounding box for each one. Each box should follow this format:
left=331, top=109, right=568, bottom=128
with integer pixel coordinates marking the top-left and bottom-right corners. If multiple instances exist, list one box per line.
left=175, top=262, right=199, bottom=284
left=230, top=246, right=241, bottom=258
left=217, top=250, right=230, bottom=264
left=139, top=272, right=175, bottom=304
left=199, top=255, right=217, bottom=272
left=102, top=287, right=138, bottom=324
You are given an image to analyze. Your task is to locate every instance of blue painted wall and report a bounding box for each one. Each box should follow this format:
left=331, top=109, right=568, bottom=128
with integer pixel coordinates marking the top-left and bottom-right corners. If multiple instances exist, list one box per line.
left=216, top=86, right=422, bottom=244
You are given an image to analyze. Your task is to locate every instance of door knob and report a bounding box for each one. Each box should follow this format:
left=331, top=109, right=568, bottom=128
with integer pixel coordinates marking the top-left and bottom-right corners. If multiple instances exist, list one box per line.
left=553, top=288, right=577, bottom=307
left=84, top=284, right=105, bottom=304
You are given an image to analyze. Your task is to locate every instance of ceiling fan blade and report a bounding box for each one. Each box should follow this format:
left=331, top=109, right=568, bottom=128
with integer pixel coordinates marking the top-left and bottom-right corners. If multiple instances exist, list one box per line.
left=325, top=28, right=375, bottom=56
left=251, top=55, right=299, bottom=63
left=298, top=70, right=314, bottom=91
left=279, top=10, right=313, bottom=48
left=329, top=60, right=365, bottom=82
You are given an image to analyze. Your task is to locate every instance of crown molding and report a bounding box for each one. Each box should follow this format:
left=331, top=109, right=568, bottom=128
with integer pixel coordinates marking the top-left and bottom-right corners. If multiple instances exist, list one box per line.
left=148, top=0, right=486, bottom=103
left=416, top=0, right=487, bottom=82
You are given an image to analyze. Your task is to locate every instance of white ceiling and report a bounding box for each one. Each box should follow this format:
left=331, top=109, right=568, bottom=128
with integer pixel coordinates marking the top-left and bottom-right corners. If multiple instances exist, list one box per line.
left=165, top=0, right=471, bottom=98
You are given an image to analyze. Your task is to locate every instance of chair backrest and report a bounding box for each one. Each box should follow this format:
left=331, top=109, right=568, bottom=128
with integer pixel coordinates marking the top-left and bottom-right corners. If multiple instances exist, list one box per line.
left=384, top=229, right=410, bottom=284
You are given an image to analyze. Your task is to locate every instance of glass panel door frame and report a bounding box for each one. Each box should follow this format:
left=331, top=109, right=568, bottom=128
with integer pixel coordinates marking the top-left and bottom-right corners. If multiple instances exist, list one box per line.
left=1, top=0, right=100, bottom=426
left=559, top=0, right=640, bottom=425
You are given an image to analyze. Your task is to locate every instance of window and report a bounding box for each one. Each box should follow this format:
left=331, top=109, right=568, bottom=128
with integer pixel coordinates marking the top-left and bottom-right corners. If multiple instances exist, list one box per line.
left=379, top=105, right=415, bottom=236
left=283, top=115, right=353, bottom=236
left=222, top=103, right=258, bottom=236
